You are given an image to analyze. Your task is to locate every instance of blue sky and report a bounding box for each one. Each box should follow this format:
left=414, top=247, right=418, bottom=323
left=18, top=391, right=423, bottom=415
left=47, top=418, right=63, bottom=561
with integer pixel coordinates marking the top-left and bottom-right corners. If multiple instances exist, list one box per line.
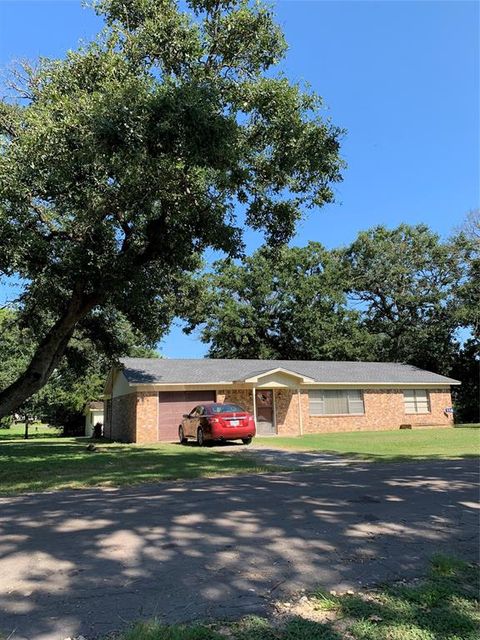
left=0, top=0, right=478, bottom=357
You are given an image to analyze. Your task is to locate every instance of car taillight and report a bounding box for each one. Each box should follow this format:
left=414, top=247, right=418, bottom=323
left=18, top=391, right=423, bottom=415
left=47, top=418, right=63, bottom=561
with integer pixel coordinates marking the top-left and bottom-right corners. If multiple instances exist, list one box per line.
left=248, top=416, right=255, bottom=427
left=209, top=417, right=221, bottom=425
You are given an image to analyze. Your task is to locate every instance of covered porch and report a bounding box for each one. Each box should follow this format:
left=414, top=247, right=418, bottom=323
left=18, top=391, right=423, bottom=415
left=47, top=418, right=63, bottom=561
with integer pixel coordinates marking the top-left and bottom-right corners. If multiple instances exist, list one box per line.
left=217, top=367, right=313, bottom=436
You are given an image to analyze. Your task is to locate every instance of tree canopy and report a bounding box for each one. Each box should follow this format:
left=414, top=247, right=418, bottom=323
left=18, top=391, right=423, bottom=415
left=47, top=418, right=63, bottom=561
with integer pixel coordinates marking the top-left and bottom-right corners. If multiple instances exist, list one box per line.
left=0, top=0, right=344, bottom=417
left=342, top=223, right=469, bottom=375
left=187, top=242, right=376, bottom=360
left=189, top=221, right=478, bottom=422
left=449, top=210, right=480, bottom=422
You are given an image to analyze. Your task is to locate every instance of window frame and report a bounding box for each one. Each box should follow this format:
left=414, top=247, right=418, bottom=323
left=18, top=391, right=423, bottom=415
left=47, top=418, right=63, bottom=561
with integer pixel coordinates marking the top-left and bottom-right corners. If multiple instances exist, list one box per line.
left=403, top=389, right=430, bottom=414
left=308, top=389, right=365, bottom=416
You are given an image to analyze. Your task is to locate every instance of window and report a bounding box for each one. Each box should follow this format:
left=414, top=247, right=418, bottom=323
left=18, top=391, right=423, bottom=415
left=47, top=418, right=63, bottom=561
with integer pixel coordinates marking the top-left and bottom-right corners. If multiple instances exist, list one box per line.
left=403, top=390, right=430, bottom=414
left=208, top=403, right=245, bottom=414
left=309, top=390, right=365, bottom=415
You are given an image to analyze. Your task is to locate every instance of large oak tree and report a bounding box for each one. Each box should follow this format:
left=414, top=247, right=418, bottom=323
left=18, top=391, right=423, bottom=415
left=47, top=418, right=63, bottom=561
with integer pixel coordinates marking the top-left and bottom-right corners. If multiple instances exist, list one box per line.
left=0, top=0, right=344, bottom=417
left=0, top=307, right=157, bottom=433
left=192, top=224, right=474, bottom=380
left=342, top=224, right=470, bottom=374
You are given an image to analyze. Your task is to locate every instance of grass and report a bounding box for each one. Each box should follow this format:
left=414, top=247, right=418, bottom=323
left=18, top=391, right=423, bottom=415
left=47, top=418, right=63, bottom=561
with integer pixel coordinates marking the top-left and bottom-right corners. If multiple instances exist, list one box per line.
left=2, top=425, right=478, bottom=494
left=112, top=556, right=480, bottom=640
left=0, top=422, right=61, bottom=440
left=0, top=437, right=280, bottom=494
left=255, top=426, right=480, bottom=461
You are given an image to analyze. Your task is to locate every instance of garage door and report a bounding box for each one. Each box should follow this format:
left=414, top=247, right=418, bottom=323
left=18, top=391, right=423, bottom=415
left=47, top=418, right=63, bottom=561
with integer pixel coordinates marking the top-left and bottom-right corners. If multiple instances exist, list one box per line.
left=158, top=391, right=216, bottom=441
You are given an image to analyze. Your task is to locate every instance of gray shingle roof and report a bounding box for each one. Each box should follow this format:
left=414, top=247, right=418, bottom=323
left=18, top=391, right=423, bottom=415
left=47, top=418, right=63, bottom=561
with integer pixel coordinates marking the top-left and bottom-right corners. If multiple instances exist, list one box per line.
left=119, top=358, right=460, bottom=386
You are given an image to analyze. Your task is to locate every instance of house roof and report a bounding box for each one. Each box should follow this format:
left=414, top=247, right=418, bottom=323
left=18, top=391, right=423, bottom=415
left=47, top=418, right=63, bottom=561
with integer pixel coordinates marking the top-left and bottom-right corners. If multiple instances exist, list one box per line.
left=118, top=357, right=460, bottom=386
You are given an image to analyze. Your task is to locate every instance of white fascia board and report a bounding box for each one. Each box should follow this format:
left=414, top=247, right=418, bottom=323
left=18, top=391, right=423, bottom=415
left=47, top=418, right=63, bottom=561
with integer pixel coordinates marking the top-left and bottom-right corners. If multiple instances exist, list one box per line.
left=301, top=381, right=460, bottom=388
left=240, top=367, right=316, bottom=384
left=132, top=382, right=233, bottom=391
left=130, top=380, right=459, bottom=392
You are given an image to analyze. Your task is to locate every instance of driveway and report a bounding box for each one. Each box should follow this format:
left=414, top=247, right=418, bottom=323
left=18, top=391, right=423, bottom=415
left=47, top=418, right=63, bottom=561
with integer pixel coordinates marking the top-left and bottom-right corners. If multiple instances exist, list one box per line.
left=212, top=442, right=358, bottom=467
left=0, top=458, right=478, bottom=640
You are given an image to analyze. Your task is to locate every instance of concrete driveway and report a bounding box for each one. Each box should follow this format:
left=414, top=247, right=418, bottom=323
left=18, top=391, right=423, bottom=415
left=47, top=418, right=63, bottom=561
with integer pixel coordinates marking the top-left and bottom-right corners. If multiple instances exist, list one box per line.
left=0, top=458, right=478, bottom=640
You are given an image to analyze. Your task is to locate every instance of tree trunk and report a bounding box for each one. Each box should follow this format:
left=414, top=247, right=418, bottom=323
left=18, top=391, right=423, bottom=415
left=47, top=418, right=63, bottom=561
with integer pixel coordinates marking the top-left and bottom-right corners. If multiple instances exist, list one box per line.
left=24, top=416, right=30, bottom=440
left=0, top=292, right=101, bottom=420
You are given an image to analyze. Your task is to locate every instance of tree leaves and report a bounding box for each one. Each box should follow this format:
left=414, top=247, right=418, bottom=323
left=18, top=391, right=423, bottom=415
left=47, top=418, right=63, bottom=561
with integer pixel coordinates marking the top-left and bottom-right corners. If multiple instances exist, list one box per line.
left=0, top=0, right=343, bottom=413
left=187, top=242, right=376, bottom=360
left=342, top=224, right=470, bottom=374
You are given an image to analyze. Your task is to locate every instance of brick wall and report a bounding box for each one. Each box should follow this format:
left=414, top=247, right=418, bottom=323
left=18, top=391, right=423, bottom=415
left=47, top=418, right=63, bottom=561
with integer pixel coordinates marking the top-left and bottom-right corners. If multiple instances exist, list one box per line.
left=304, top=388, right=453, bottom=433
left=135, top=392, right=159, bottom=444
left=217, top=389, right=254, bottom=413
left=110, top=386, right=453, bottom=442
left=110, top=393, right=137, bottom=442
left=217, top=388, right=301, bottom=435
left=275, top=389, right=302, bottom=436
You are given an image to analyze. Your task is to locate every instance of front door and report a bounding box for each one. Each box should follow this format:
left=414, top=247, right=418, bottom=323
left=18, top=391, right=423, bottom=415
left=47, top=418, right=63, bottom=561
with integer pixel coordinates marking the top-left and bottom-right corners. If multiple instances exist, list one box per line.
left=255, top=390, right=276, bottom=435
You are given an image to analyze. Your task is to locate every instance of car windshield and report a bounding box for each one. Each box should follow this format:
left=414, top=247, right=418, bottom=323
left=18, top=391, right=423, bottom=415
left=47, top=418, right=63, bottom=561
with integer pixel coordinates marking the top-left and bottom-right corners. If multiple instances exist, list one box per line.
left=208, top=403, right=245, bottom=414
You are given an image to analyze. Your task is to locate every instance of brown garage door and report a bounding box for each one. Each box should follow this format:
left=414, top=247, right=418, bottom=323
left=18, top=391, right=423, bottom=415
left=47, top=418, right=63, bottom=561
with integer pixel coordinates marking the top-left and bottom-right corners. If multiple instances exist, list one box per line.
left=158, top=391, right=216, bottom=441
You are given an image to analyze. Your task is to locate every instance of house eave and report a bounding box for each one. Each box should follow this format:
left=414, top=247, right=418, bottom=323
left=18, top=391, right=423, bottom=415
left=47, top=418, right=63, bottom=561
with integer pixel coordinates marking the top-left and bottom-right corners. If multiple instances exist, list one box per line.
left=238, top=367, right=316, bottom=384
left=129, top=380, right=459, bottom=392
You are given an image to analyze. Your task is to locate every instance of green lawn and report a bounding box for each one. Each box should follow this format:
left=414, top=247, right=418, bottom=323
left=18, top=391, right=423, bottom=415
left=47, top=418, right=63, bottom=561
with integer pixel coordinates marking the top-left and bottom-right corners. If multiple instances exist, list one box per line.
left=0, top=437, right=279, bottom=494
left=2, top=426, right=478, bottom=495
left=114, top=556, right=479, bottom=640
left=255, top=426, right=480, bottom=461
left=0, top=422, right=61, bottom=440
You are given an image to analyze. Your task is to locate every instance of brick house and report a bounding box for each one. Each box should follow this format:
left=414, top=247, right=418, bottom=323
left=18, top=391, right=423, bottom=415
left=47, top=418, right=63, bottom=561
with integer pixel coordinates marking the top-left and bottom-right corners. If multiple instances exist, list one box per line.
left=103, top=358, right=459, bottom=443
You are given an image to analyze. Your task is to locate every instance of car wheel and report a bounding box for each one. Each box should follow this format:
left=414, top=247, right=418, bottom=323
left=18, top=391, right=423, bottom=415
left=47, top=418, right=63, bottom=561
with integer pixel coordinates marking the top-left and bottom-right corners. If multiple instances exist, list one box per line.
left=179, top=426, right=187, bottom=445
left=242, top=437, right=252, bottom=445
left=197, top=427, right=205, bottom=447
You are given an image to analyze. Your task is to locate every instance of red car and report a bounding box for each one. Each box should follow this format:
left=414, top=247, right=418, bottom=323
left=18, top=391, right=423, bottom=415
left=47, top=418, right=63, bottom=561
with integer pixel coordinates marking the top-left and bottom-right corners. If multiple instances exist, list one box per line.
left=179, top=402, right=256, bottom=446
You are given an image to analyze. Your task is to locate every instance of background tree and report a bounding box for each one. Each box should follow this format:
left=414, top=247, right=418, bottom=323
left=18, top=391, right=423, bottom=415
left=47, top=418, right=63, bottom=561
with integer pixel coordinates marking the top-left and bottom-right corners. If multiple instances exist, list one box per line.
left=187, top=242, right=376, bottom=359
left=342, top=224, right=468, bottom=375
left=191, top=222, right=478, bottom=422
left=450, top=340, right=479, bottom=423
left=453, top=210, right=480, bottom=337
left=0, top=0, right=344, bottom=417
left=456, top=209, right=480, bottom=244
left=449, top=210, right=479, bottom=422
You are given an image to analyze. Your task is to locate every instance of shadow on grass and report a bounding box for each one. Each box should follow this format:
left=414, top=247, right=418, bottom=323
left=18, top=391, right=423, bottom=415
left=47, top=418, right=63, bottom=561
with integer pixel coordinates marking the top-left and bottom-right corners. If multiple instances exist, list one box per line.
left=0, top=454, right=478, bottom=639
left=310, top=449, right=480, bottom=463
left=2, top=435, right=479, bottom=494
left=307, top=555, right=480, bottom=640
left=454, top=423, right=480, bottom=428
left=0, top=437, right=280, bottom=494
left=116, top=556, right=480, bottom=640
left=244, top=447, right=480, bottom=467
left=254, top=428, right=480, bottom=464
left=176, top=440, right=250, bottom=448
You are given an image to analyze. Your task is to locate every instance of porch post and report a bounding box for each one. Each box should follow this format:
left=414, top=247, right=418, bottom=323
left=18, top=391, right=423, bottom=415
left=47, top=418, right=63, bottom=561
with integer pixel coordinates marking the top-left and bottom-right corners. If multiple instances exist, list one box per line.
left=297, top=388, right=303, bottom=436
left=252, top=386, right=257, bottom=429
